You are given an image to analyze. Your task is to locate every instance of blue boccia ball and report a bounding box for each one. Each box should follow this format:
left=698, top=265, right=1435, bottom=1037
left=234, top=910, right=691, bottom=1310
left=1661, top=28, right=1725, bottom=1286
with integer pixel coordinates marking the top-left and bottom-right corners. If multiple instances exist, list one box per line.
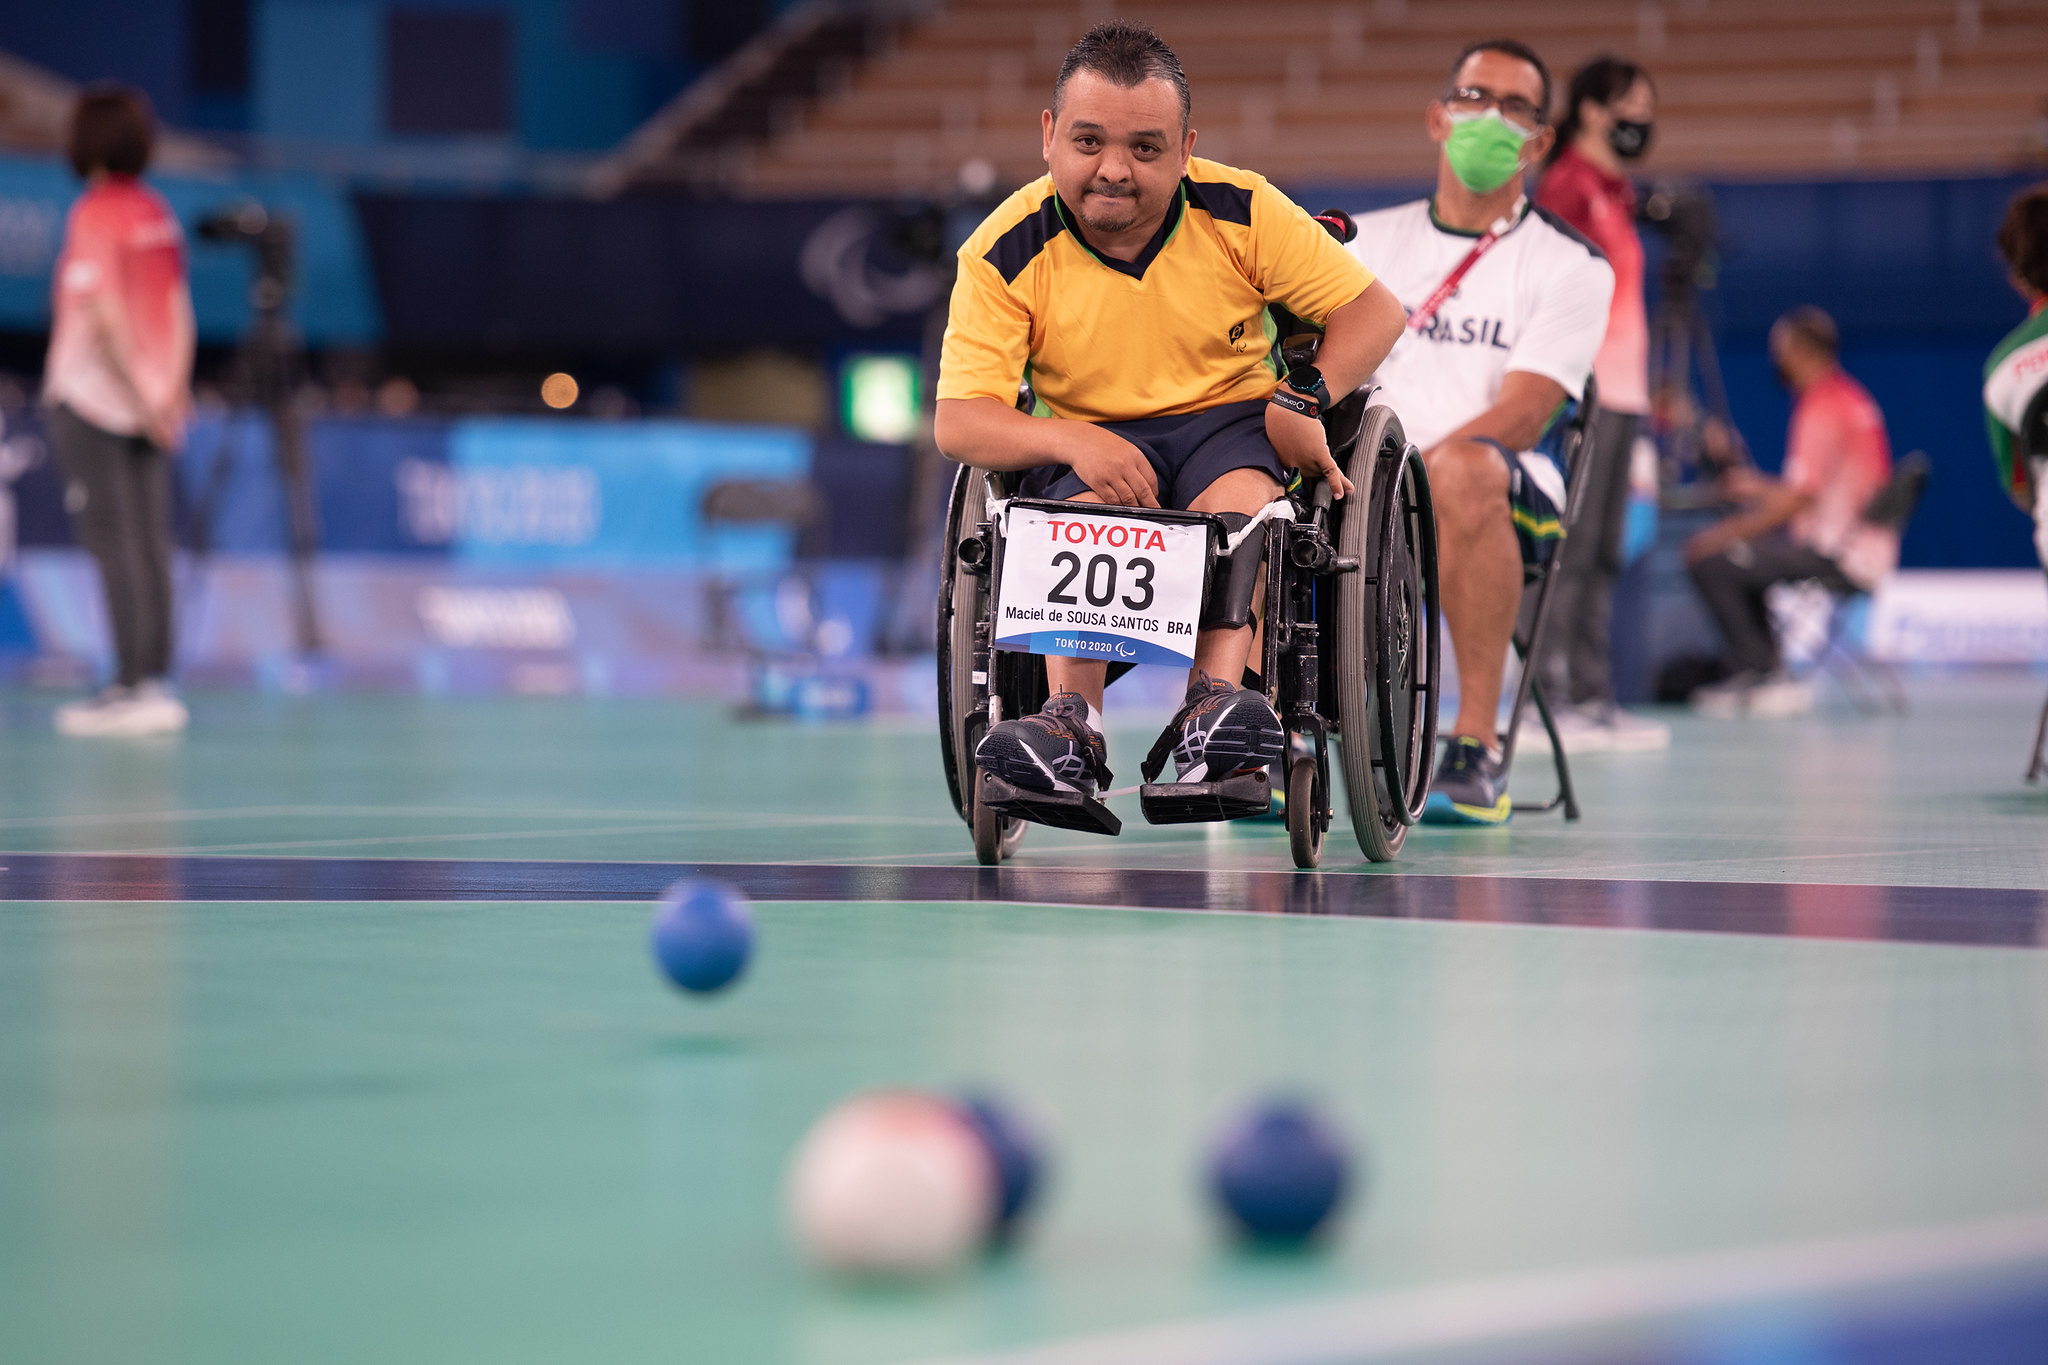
left=649, top=878, right=755, bottom=994
left=955, top=1093, right=1044, bottom=1240
left=1208, top=1100, right=1352, bottom=1243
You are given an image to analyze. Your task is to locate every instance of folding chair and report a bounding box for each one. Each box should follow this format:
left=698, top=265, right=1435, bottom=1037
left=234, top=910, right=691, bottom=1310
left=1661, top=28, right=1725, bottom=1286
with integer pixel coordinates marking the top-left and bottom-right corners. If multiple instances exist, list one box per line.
left=698, top=477, right=830, bottom=655
left=1500, top=379, right=1601, bottom=820
left=1795, top=450, right=1930, bottom=716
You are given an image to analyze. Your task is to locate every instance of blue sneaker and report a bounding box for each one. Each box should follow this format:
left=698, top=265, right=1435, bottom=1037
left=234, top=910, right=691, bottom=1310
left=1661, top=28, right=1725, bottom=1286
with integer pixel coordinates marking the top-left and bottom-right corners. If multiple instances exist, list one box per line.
left=1420, top=736, right=1511, bottom=825
left=976, top=691, right=1111, bottom=796
left=1166, top=674, right=1285, bottom=783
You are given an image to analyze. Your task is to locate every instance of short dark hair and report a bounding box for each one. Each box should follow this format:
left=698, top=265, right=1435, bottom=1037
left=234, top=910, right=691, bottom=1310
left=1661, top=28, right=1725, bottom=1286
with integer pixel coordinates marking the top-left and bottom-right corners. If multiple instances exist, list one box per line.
left=1447, top=38, right=1552, bottom=122
left=67, top=83, right=155, bottom=179
left=1547, top=54, right=1652, bottom=165
left=1776, top=306, right=1840, bottom=358
left=1054, top=21, right=1191, bottom=131
left=1996, top=182, right=2048, bottom=296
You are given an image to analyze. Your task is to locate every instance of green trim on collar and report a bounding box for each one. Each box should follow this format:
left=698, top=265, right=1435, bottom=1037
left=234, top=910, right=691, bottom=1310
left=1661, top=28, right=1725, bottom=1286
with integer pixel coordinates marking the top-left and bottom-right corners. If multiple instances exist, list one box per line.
left=1426, top=197, right=1528, bottom=238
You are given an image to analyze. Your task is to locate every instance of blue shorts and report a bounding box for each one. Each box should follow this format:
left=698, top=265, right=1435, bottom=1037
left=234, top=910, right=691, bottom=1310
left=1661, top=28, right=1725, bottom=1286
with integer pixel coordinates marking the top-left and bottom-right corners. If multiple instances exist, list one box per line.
left=1020, top=398, right=1287, bottom=511
left=1472, top=437, right=1566, bottom=571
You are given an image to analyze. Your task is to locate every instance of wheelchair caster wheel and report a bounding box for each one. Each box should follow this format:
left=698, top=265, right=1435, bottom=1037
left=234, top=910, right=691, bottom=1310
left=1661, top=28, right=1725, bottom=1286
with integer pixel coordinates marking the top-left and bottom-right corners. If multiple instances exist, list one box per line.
left=971, top=769, right=1031, bottom=864
left=1286, top=755, right=1323, bottom=869
left=972, top=778, right=1004, bottom=864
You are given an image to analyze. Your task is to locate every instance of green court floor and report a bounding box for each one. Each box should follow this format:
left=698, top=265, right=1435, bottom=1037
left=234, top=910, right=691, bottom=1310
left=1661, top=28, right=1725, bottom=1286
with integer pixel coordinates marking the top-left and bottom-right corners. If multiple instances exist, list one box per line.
left=0, top=671, right=2045, bottom=885
left=5, top=896, right=2046, bottom=1365
left=3, top=673, right=2047, bottom=1364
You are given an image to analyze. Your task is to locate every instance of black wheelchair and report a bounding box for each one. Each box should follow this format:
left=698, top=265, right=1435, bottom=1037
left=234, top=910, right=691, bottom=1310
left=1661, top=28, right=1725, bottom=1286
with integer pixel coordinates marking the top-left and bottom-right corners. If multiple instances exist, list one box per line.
left=936, top=378, right=1440, bottom=867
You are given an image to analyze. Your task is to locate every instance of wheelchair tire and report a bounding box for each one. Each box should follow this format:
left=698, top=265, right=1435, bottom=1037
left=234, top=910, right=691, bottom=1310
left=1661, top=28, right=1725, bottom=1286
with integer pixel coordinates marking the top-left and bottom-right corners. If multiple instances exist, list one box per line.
left=1371, top=444, right=1441, bottom=827
left=1286, top=754, right=1322, bottom=869
left=936, top=464, right=1027, bottom=861
left=1332, top=406, right=1439, bottom=862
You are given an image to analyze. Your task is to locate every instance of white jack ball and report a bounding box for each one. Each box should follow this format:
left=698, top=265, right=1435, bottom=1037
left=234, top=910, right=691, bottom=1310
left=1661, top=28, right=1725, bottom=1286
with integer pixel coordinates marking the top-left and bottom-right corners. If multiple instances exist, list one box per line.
left=786, top=1090, right=998, bottom=1276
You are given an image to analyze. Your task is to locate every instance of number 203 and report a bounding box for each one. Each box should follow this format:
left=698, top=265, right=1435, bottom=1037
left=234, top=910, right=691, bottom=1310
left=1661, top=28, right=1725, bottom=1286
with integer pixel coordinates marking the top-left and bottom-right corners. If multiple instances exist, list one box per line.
left=1048, top=552, right=1155, bottom=612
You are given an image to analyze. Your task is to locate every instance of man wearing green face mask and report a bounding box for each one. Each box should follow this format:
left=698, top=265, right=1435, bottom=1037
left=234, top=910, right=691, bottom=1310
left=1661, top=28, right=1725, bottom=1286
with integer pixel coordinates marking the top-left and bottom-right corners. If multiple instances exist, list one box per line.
left=1345, top=39, right=1615, bottom=824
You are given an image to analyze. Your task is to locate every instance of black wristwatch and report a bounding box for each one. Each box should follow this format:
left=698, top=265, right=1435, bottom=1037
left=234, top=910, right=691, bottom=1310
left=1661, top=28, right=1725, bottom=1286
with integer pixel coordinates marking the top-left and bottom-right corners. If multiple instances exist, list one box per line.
left=1273, top=364, right=1331, bottom=417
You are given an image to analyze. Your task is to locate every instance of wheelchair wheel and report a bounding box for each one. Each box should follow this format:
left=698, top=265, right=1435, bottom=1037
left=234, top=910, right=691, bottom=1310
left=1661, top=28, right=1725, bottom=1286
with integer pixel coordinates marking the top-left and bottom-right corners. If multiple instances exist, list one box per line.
left=935, top=464, right=1027, bottom=863
left=1286, top=753, right=1323, bottom=869
left=1332, top=407, right=1441, bottom=862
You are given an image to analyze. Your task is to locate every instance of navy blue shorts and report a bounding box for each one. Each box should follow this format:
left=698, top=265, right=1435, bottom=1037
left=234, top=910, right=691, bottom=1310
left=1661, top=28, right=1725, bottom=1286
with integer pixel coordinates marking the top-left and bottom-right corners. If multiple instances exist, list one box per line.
left=1020, top=398, right=1287, bottom=511
left=1471, top=437, right=1566, bottom=572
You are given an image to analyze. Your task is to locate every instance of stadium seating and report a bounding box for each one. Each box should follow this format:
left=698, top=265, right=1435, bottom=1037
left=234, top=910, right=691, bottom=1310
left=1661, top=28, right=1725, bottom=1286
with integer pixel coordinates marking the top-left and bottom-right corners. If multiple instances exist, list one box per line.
left=619, top=0, right=2048, bottom=197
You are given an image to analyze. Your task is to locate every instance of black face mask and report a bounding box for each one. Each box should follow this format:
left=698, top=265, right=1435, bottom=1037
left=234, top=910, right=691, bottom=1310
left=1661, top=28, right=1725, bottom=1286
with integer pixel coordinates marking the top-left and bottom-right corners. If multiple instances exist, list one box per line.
left=1609, top=119, right=1653, bottom=160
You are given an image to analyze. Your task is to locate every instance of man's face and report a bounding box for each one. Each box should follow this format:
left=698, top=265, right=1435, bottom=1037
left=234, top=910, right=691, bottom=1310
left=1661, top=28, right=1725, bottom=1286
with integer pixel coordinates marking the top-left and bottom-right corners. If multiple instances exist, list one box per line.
left=1770, top=323, right=1820, bottom=388
left=1427, top=49, right=1554, bottom=171
left=1041, top=70, right=1193, bottom=237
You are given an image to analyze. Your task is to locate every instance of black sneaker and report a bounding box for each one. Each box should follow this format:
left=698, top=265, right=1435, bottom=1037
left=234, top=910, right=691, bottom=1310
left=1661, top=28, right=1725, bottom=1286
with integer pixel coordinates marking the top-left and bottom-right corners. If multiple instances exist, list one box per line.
left=1420, top=735, right=1511, bottom=825
left=1158, top=674, right=1285, bottom=783
left=975, top=691, right=1111, bottom=796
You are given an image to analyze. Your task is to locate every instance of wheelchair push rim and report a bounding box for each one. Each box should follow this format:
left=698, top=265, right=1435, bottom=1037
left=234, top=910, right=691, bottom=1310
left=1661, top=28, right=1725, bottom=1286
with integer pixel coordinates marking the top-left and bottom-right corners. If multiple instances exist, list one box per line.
left=1372, top=445, right=1441, bottom=826
left=935, top=463, right=1028, bottom=862
left=1330, top=405, right=1439, bottom=862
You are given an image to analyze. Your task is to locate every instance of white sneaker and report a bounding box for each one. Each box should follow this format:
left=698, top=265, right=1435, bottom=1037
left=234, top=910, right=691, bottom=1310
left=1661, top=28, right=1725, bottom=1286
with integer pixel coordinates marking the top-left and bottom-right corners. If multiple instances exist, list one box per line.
left=1598, top=705, right=1672, bottom=751
left=1543, top=703, right=1614, bottom=755
left=57, top=686, right=138, bottom=736
left=1689, top=670, right=1813, bottom=719
left=1744, top=671, right=1814, bottom=718
left=55, top=680, right=188, bottom=737
left=1690, top=671, right=1760, bottom=719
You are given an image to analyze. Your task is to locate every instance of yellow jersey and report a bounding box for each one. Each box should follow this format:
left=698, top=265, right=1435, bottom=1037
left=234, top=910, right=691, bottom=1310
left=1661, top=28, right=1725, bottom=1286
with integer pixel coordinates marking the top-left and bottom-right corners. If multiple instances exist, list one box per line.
left=936, top=157, right=1375, bottom=425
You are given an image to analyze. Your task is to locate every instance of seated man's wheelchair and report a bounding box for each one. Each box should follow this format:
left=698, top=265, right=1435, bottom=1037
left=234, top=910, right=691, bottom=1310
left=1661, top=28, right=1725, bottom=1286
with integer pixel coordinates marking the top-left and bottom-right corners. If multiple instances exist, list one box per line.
left=936, top=369, right=1441, bottom=866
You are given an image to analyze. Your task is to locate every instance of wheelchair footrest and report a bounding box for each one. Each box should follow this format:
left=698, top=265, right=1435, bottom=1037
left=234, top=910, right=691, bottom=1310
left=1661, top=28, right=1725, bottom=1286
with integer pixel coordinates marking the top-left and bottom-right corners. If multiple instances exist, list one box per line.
left=1138, top=768, right=1272, bottom=825
left=978, top=771, right=1123, bottom=837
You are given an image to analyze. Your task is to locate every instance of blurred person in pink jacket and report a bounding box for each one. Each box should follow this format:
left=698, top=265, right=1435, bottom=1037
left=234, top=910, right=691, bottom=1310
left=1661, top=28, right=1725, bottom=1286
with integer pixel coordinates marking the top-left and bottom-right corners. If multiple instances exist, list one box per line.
left=43, top=85, right=194, bottom=737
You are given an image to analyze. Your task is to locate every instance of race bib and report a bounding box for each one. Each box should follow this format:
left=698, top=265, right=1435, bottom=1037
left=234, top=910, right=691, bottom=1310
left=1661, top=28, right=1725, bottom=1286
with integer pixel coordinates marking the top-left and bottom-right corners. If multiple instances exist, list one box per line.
left=992, top=506, right=1208, bottom=668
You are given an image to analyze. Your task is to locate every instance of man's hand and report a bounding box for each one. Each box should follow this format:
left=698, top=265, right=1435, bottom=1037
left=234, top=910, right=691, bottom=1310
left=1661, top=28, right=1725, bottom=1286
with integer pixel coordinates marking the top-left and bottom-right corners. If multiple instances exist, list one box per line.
left=144, top=394, right=188, bottom=454
left=1717, top=466, right=1764, bottom=502
left=1684, top=521, right=1741, bottom=566
left=1265, top=400, right=1352, bottom=499
left=1063, top=424, right=1159, bottom=507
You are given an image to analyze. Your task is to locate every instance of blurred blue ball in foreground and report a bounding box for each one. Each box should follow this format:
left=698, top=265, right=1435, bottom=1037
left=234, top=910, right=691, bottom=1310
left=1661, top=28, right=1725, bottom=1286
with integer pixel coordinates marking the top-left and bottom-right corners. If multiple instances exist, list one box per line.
left=1208, top=1100, right=1352, bottom=1243
left=954, top=1093, right=1044, bottom=1240
left=650, top=878, right=755, bottom=993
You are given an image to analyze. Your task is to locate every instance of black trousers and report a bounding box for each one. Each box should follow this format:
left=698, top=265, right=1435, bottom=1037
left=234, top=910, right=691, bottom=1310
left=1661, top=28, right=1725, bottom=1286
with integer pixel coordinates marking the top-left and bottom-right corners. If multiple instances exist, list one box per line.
left=49, top=404, right=175, bottom=687
left=1687, top=530, right=1852, bottom=676
left=1537, top=407, right=1638, bottom=707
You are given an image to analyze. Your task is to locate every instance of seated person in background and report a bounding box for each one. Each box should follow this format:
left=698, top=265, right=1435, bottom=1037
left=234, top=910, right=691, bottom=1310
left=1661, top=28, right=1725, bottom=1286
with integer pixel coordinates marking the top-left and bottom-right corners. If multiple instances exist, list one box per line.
left=1984, top=183, right=2048, bottom=571
left=1685, top=307, right=1897, bottom=718
left=934, top=21, right=1405, bottom=801
left=1345, top=38, right=1615, bottom=824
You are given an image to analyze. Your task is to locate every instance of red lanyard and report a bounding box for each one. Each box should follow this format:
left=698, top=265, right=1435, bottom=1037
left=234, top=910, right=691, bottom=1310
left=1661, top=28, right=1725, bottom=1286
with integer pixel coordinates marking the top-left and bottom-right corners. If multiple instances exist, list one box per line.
left=1406, top=202, right=1522, bottom=333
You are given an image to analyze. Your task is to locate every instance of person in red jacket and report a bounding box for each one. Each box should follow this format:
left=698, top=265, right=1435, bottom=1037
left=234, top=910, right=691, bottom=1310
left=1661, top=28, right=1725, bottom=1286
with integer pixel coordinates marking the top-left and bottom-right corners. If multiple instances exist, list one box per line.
left=1533, top=55, right=1667, bottom=753
left=44, top=85, right=194, bottom=737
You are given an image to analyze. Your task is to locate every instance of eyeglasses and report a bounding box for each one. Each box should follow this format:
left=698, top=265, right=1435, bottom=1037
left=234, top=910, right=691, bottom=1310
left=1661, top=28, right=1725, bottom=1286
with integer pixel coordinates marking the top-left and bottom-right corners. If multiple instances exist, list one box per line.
left=1443, top=86, right=1545, bottom=133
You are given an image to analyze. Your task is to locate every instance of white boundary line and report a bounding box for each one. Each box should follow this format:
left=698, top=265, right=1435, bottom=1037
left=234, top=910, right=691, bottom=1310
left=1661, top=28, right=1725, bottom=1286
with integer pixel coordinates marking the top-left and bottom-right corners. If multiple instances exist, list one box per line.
left=905, top=1213, right=2048, bottom=1365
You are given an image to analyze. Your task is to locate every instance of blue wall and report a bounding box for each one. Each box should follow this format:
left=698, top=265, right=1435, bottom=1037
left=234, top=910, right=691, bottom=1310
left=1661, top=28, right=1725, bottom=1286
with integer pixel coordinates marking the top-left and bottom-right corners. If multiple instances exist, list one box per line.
left=3, top=5, right=192, bottom=123
left=0, top=154, right=381, bottom=345
left=5, top=0, right=760, bottom=153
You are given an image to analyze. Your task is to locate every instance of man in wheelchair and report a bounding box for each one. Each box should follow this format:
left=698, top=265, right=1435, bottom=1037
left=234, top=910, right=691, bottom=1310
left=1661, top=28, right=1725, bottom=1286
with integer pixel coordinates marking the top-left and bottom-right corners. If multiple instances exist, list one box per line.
left=1342, top=39, right=1615, bottom=823
left=933, top=22, right=1404, bottom=813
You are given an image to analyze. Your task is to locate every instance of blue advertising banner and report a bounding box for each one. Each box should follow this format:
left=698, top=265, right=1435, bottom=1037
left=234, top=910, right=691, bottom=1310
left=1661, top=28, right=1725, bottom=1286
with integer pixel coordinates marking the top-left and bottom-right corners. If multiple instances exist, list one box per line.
left=150, top=413, right=812, bottom=567
left=177, top=412, right=453, bottom=555
left=446, top=419, right=810, bottom=569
